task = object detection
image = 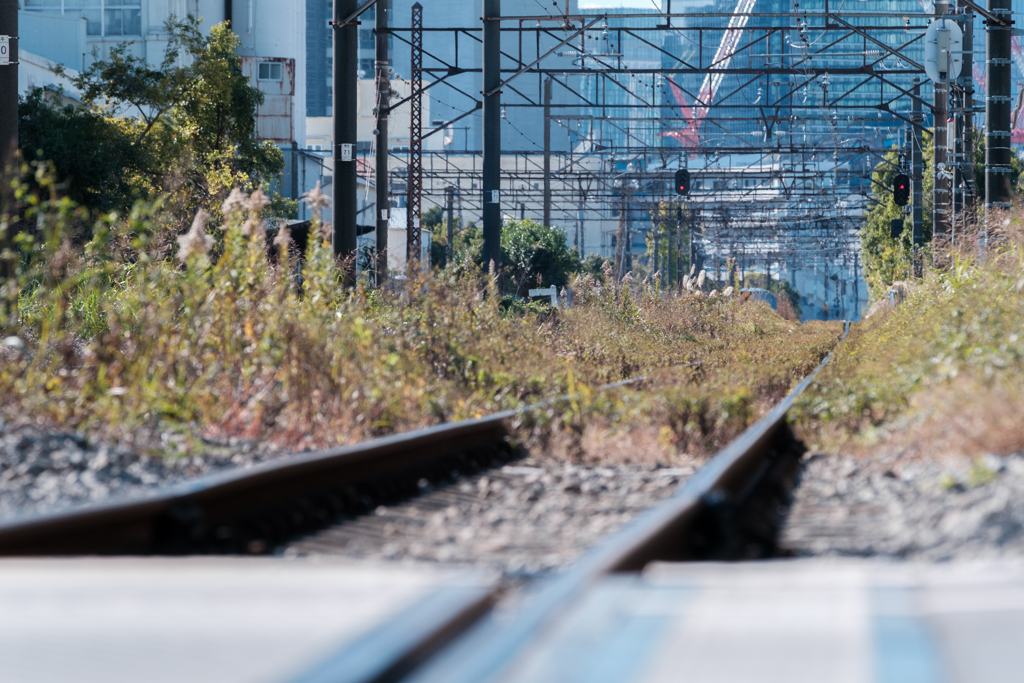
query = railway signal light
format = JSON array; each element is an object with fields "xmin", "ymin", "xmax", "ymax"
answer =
[
  {"xmin": 893, "ymin": 173, "xmax": 910, "ymax": 206},
  {"xmin": 890, "ymin": 219, "xmax": 904, "ymax": 239},
  {"xmin": 674, "ymin": 168, "xmax": 691, "ymax": 195}
]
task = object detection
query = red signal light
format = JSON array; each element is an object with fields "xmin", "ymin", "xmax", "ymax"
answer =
[
  {"xmin": 893, "ymin": 173, "xmax": 910, "ymax": 207},
  {"xmin": 674, "ymin": 169, "xmax": 691, "ymax": 196}
]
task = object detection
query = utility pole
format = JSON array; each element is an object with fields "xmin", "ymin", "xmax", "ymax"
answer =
[
  {"xmin": 666, "ymin": 208, "xmax": 676, "ymax": 288},
  {"xmin": 543, "ymin": 78, "xmax": 552, "ymax": 228},
  {"xmin": 652, "ymin": 221, "xmax": 659, "ymax": 275},
  {"xmin": 446, "ymin": 186, "xmax": 455, "ymax": 264},
  {"xmin": 687, "ymin": 207, "xmax": 696, "ymax": 277},
  {"xmin": 986, "ymin": 0, "xmax": 1013, "ymax": 212},
  {"xmin": 333, "ymin": 0, "xmax": 358, "ymax": 284},
  {"xmin": 374, "ymin": 0, "xmax": 390, "ymax": 284},
  {"xmin": 407, "ymin": 3, "xmax": 423, "ymax": 265},
  {"xmin": 0, "ymin": 2, "xmax": 17, "ymax": 177},
  {"xmin": 482, "ymin": 0, "xmax": 501, "ymax": 271},
  {"xmin": 951, "ymin": 39, "xmax": 961, "ymax": 238},
  {"xmin": 912, "ymin": 78, "xmax": 924, "ymax": 254},
  {"xmin": 679, "ymin": 206, "xmax": 688, "ymax": 292},
  {"xmin": 623, "ymin": 208, "xmax": 632, "ymax": 276},
  {"xmin": 576, "ymin": 204, "xmax": 584, "ymax": 258},
  {"xmin": 614, "ymin": 192, "xmax": 626, "ymax": 279},
  {"xmin": 953, "ymin": 2, "xmax": 975, "ymax": 237},
  {"xmin": 932, "ymin": 1, "xmax": 950, "ymax": 242}
]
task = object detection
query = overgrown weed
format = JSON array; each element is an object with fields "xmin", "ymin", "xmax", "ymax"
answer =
[
  {"xmin": 794, "ymin": 212, "xmax": 1024, "ymax": 461},
  {"xmin": 1, "ymin": 176, "xmax": 841, "ymax": 463}
]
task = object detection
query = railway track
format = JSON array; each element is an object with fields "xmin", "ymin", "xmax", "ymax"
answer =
[
  {"xmin": 0, "ymin": 377, "xmax": 655, "ymax": 557},
  {"xmin": 381, "ymin": 322, "xmax": 850, "ymax": 683},
  {"xmin": 0, "ymin": 330, "xmax": 846, "ymax": 683}
]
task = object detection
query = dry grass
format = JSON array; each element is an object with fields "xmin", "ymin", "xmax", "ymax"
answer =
[
  {"xmin": 793, "ymin": 211, "xmax": 1024, "ymax": 462},
  {"xmin": 1, "ymin": 180, "xmax": 842, "ymax": 463}
]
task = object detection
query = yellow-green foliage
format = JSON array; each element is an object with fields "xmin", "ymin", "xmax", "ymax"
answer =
[
  {"xmin": 795, "ymin": 216, "xmax": 1024, "ymax": 454},
  {"xmin": 860, "ymin": 139, "xmax": 932, "ymax": 300}
]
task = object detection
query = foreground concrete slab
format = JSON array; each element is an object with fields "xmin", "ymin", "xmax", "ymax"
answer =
[
  {"xmin": 499, "ymin": 559, "xmax": 1024, "ymax": 683},
  {"xmin": 0, "ymin": 557, "xmax": 494, "ymax": 683}
]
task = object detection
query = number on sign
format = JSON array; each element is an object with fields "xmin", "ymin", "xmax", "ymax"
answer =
[{"xmin": 0, "ymin": 36, "xmax": 9, "ymax": 67}]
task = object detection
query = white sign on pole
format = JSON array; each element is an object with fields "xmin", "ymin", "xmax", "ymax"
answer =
[
  {"xmin": 340, "ymin": 143, "xmax": 353, "ymax": 162},
  {"xmin": 490, "ymin": 189, "xmax": 499, "ymax": 204},
  {"xmin": 0, "ymin": 37, "xmax": 9, "ymax": 66},
  {"xmin": 924, "ymin": 17, "xmax": 963, "ymax": 83}
]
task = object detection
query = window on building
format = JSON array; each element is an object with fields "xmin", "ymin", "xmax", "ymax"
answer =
[
  {"xmin": 104, "ymin": 1, "xmax": 142, "ymax": 36},
  {"xmin": 24, "ymin": 0, "xmax": 141, "ymax": 38},
  {"xmin": 258, "ymin": 62, "xmax": 284, "ymax": 81}
]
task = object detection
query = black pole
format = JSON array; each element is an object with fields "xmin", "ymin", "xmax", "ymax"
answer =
[
  {"xmin": 932, "ymin": 3, "xmax": 950, "ymax": 242},
  {"xmin": 960, "ymin": 5, "xmax": 975, "ymax": 213},
  {"xmin": 986, "ymin": 0, "xmax": 1013, "ymax": 212},
  {"xmin": 933, "ymin": 77, "xmax": 949, "ymax": 240},
  {"xmin": 0, "ymin": 2, "xmax": 17, "ymax": 178},
  {"xmin": 375, "ymin": 0, "xmax": 389, "ymax": 284},
  {"xmin": 912, "ymin": 78, "xmax": 924, "ymax": 249},
  {"xmin": 446, "ymin": 186, "xmax": 455, "ymax": 264},
  {"xmin": 482, "ymin": 0, "xmax": 501, "ymax": 271},
  {"xmin": 543, "ymin": 78, "xmax": 552, "ymax": 228},
  {"xmin": 333, "ymin": 0, "xmax": 358, "ymax": 283}
]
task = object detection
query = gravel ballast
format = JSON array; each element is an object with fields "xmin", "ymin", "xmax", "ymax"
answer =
[
  {"xmin": 0, "ymin": 420, "xmax": 693, "ymax": 575},
  {"xmin": 780, "ymin": 451, "xmax": 1024, "ymax": 561},
  {"xmin": 283, "ymin": 458, "xmax": 692, "ymax": 575},
  {"xmin": 0, "ymin": 422, "xmax": 285, "ymax": 520}
]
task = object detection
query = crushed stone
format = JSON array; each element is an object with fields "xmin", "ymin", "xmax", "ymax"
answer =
[
  {"xmin": 282, "ymin": 457, "xmax": 692, "ymax": 575},
  {"xmin": 781, "ymin": 451, "xmax": 1024, "ymax": 561},
  {"xmin": 0, "ymin": 421, "xmax": 286, "ymax": 520}
]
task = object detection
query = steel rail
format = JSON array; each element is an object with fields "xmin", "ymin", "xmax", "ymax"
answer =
[
  {"xmin": 0, "ymin": 416, "xmax": 511, "ymax": 556},
  {"xmin": 405, "ymin": 321, "xmax": 851, "ymax": 683},
  {"xmin": 0, "ymin": 374, "xmax": 672, "ymax": 557}
]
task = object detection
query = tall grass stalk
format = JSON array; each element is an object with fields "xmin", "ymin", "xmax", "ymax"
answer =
[{"xmin": 2, "ymin": 177, "xmax": 841, "ymax": 460}]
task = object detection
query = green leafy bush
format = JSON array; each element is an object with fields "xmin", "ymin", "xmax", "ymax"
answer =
[{"xmin": 499, "ymin": 219, "xmax": 580, "ymax": 297}]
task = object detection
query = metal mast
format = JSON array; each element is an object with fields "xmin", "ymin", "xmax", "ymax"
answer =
[
  {"xmin": 482, "ymin": 0, "xmax": 502, "ymax": 270},
  {"xmin": 333, "ymin": 0, "xmax": 358, "ymax": 283},
  {"xmin": 986, "ymin": 0, "xmax": 1013, "ymax": 211},
  {"xmin": 407, "ymin": 3, "xmax": 424, "ymax": 265},
  {"xmin": 374, "ymin": 0, "xmax": 390, "ymax": 284},
  {"xmin": 0, "ymin": 2, "xmax": 18, "ymax": 176},
  {"xmin": 543, "ymin": 78, "xmax": 552, "ymax": 228}
]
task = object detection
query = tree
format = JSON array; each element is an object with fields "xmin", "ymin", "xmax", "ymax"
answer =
[
  {"xmin": 499, "ymin": 219, "xmax": 580, "ymax": 297},
  {"xmin": 18, "ymin": 90, "xmax": 146, "ymax": 213},
  {"xmin": 860, "ymin": 135, "xmax": 933, "ymax": 298},
  {"xmin": 861, "ymin": 127, "xmax": 1024, "ymax": 298},
  {"xmin": 643, "ymin": 201, "xmax": 689, "ymax": 285},
  {"xmin": 24, "ymin": 16, "xmax": 284, "ymax": 217}
]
